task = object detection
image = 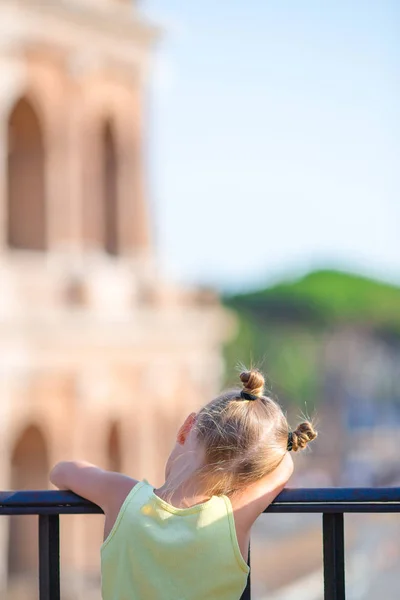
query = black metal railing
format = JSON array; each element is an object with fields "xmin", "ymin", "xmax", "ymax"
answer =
[{"xmin": 1, "ymin": 487, "xmax": 399, "ymax": 600}]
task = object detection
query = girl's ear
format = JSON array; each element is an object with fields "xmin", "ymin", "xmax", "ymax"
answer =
[{"xmin": 177, "ymin": 413, "xmax": 196, "ymax": 445}]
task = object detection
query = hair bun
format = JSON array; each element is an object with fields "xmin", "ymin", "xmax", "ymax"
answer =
[
  {"xmin": 240, "ymin": 369, "xmax": 265, "ymax": 397},
  {"xmin": 291, "ymin": 421, "xmax": 317, "ymax": 452}
]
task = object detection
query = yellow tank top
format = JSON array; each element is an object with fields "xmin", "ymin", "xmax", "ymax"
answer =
[{"xmin": 101, "ymin": 480, "xmax": 249, "ymax": 600}]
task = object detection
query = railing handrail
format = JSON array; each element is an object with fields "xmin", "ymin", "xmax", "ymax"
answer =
[
  {"xmin": 1, "ymin": 487, "xmax": 400, "ymax": 515},
  {"xmin": 2, "ymin": 487, "xmax": 400, "ymax": 600}
]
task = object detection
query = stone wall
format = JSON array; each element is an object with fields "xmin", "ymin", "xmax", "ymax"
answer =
[{"xmin": 0, "ymin": 3, "xmax": 232, "ymax": 598}]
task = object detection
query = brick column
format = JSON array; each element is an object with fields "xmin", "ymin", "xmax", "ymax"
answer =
[
  {"xmin": 45, "ymin": 118, "xmax": 70, "ymax": 253},
  {"xmin": 63, "ymin": 88, "xmax": 85, "ymax": 255},
  {"xmin": 0, "ymin": 54, "xmax": 27, "ymax": 254},
  {"xmin": 0, "ymin": 117, "xmax": 7, "ymax": 253},
  {"xmin": 118, "ymin": 87, "xmax": 152, "ymax": 259}
]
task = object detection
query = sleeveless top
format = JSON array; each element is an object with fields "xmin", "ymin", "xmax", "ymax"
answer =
[{"xmin": 101, "ymin": 480, "xmax": 249, "ymax": 600}]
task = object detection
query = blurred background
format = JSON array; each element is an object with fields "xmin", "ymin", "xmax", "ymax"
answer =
[{"xmin": 0, "ymin": 1, "xmax": 399, "ymax": 599}]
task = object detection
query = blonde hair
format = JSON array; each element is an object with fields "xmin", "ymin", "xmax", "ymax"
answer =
[{"xmin": 194, "ymin": 369, "xmax": 317, "ymax": 496}]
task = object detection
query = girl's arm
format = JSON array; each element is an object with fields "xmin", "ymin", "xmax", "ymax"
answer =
[
  {"xmin": 232, "ymin": 452, "xmax": 294, "ymax": 530},
  {"xmin": 230, "ymin": 453, "xmax": 294, "ymax": 562},
  {"xmin": 50, "ymin": 461, "xmax": 137, "ymax": 515}
]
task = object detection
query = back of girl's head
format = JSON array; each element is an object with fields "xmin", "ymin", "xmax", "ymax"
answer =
[{"xmin": 195, "ymin": 369, "xmax": 317, "ymax": 496}]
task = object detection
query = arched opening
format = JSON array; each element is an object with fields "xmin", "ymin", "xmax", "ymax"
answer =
[
  {"xmin": 8, "ymin": 425, "xmax": 49, "ymax": 578},
  {"xmin": 7, "ymin": 98, "xmax": 46, "ymax": 250},
  {"xmin": 107, "ymin": 423, "xmax": 122, "ymax": 473},
  {"xmin": 102, "ymin": 122, "xmax": 118, "ymax": 255}
]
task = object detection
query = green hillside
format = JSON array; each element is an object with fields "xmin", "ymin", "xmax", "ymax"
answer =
[
  {"xmin": 227, "ymin": 270, "xmax": 400, "ymax": 329},
  {"xmin": 223, "ymin": 270, "xmax": 400, "ymax": 406}
]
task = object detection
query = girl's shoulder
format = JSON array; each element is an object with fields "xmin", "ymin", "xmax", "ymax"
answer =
[{"xmin": 105, "ymin": 474, "xmax": 140, "ymax": 515}]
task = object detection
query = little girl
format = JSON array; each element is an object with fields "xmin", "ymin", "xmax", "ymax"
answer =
[{"xmin": 50, "ymin": 369, "xmax": 317, "ymax": 600}]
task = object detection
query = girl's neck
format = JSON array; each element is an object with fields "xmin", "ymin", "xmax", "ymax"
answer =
[{"xmin": 155, "ymin": 453, "xmax": 210, "ymax": 509}]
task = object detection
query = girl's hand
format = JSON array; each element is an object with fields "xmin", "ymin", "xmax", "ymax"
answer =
[{"xmin": 273, "ymin": 451, "xmax": 294, "ymax": 487}]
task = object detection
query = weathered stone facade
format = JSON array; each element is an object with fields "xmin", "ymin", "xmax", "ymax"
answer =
[{"xmin": 0, "ymin": 2, "xmax": 232, "ymax": 597}]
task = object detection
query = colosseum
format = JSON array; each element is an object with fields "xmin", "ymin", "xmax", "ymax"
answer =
[{"xmin": 0, "ymin": 1, "xmax": 231, "ymax": 598}]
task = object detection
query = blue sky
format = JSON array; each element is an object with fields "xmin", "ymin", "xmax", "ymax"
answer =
[{"xmin": 142, "ymin": 0, "xmax": 400, "ymax": 292}]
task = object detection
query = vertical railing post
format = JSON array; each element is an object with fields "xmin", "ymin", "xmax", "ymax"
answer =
[
  {"xmin": 323, "ymin": 513, "xmax": 345, "ymax": 600},
  {"xmin": 39, "ymin": 514, "xmax": 61, "ymax": 600}
]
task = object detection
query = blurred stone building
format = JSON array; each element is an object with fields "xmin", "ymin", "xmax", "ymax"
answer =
[{"xmin": 0, "ymin": 1, "xmax": 231, "ymax": 597}]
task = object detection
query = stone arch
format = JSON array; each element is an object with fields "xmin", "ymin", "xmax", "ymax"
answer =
[
  {"xmin": 107, "ymin": 422, "xmax": 122, "ymax": 473},
  {"xmin": 8, "ymin": 425, "xmax": 49, "ymax": 577},
  {"xmin": 7, "ymin": 97, "xmax": 47, "ymax": 250},
  {"xmin": 102, "ymin": 121, "xmax": 119, "ymax": 255}
]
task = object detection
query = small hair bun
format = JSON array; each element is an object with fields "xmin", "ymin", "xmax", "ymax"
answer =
[
  {"xmin": 240, "ymin": 369, "xmax": 265, "ymax": 397},
  {"xmin": 291, "ymin": 421, "xmax": 318, "ymax": 452}
]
